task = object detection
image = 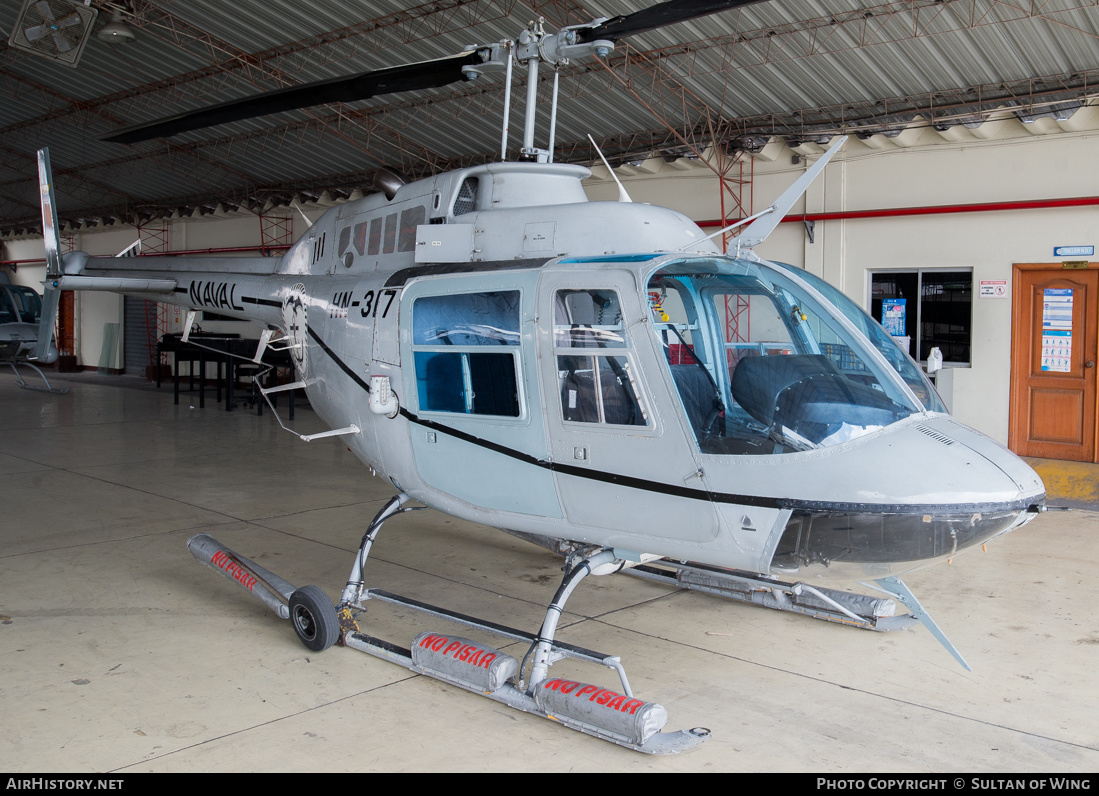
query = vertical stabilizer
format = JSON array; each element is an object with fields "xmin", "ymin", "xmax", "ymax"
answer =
[
  {"xmin": 735, "ymin": 136, "xmax": 847, "ymax": 250},
  {"xmin": 34, "ymin": 148, "xmax": 62, "ymax": 363}
]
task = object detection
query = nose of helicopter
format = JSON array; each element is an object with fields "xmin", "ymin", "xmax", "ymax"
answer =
[{"xmin": 768, "ymin": 415, "xmax": 1045, "ymax": 581}]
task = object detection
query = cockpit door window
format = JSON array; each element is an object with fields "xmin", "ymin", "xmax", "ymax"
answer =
[{"xmin": 553, "ymin": 289, "xmax": 647, "ymax": 427}]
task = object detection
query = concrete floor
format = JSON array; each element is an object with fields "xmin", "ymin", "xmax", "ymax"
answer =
[{"xmin": 2, "ymin": 371, "xmax": 1098, "ymax": 773}]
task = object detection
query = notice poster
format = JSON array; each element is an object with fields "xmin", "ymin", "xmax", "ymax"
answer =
[
  {"xmin": 1041, "ymin": 289, "xmax": 1073, "ymax": 372},
  {"xmin": 881, "ymin": 298, "xmax": 906, "ymax": 335}
]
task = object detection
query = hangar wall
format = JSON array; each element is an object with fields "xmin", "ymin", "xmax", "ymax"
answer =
[{"xmin": 3, "ymin": 120, "xmax": 1096, "ymax": 446}]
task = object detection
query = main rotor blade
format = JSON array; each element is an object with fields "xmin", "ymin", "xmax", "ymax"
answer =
[
  {"xmin": 103, "ymin": 51, "xmax": 484, "ymax": 144},
  {"xmin": 578, "ymin": 0, "xmax": 771, "ymax": 43}
]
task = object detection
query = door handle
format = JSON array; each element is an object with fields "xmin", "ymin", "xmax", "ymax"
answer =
[{"xmin": 1087, "ymin": 361, "xmax": 1096, "ymax": 368}]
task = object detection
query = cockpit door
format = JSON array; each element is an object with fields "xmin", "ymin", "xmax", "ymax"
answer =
[{"xmin": 538, "ymin": 270, "xmax": 720, "ymax": 545}]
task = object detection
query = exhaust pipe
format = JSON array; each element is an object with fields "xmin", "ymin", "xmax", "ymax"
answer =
[{"xmin": 187, "ymin": 534, "xmax": 297, "ymax": 620}]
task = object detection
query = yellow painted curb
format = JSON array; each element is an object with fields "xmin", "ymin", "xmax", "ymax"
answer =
[{"xmin": 1024, "ymin": 458, "xmax": 1099, "ymax": 505}]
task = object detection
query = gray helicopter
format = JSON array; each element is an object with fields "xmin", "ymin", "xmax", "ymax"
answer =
[
  {"xmin": 0, "ymin": 270, "xmax": 67, "ymax": 394},
  {"xmin": 31, "ymin": 0, "xmax": 1046, "ymax": 754}
]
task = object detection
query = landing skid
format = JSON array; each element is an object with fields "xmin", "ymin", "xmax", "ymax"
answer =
[
  {"xmin": 5, "ymin": 360, "xmax": 69, "ymax": 394},
  {"xmin": 187, "ymin": 496, "xmax": 710, "ymax": 755},
  {"xmin": 621, "ymin": 559, "xmax": 969, "ymax": 669}
]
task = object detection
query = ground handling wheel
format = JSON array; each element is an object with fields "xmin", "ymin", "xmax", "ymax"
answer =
[{"xmin": 289, "ymin": 585, "xmax": 339, "ymax": 651}]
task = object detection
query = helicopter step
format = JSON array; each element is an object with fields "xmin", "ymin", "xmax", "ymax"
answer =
[{"xmin": 624, "ymin": 560, "xmax": 919, "ymax": 632}]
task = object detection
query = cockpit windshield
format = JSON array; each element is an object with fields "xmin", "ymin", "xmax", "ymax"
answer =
[
  {"xmin": 7, "ymin": 286, "xmax": 42, "ymax": 324},
  {"xmin": 647, "ymin": 258, "xmax": 929, "ymax": 455}
]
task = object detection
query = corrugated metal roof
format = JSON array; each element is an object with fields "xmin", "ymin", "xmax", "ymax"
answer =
[{"xmin": 1, "ymin": 0, "xmax": 1097, "ymax": 235}]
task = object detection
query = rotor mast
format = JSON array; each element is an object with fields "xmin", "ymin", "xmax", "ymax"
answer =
[{"xmin": 464, "ymin": 18, "xmax": 615, "ymax": 164}]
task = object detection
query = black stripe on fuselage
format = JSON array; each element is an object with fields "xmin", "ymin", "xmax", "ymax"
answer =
[
  {"xmin": 384, "ymin": 258, "xmax": 547, "ymax": 288},
  {"xmin": 307, "ymin": 326, "xmax": 371, "ymax": 393},
  {"xmin": 243, "ymin": 296, "xmax": 282, "ymax": 307}
]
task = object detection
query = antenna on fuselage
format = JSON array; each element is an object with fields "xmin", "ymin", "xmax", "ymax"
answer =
[{"xmin": 588, "ymin": 135, "xmax": 633, "ymax": 203}]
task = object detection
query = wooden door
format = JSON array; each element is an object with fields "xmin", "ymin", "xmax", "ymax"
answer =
[{"xmin": 1010, "ymin": 264, "xmax": 1099, "ymax": 461}]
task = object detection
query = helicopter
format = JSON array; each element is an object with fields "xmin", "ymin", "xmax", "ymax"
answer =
[
  {"xmin": 29, "ymin": 0, "xmax": 1046, "ymax": 754},
  {"xmin": 0, "ymin": 270, "xmax": 67, "ymax": 394}
]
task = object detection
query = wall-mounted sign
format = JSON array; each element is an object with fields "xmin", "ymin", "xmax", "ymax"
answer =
[
  {"xmin": 979, "ymin": 280, "xmax": 1008, "ymax": 298},
  {"xmin": 881, "ymin": 298, "xmax": 906, "ymax": 335},
  {"xmin": 1054, "ymin": 245, "xmax": 1094, "ymax": 257},
  {"xmin": 1041, "ymin": 288, "xmax": 1073, "ymax": 372}
]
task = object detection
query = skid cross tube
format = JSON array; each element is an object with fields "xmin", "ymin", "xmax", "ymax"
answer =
[
  {"xmin": 340, "ymin": 492, "xmax": 412, "ymax": 606},
  {"xmin": 526, "ymin": 549, "xmax": 623, "ymax": 690}
]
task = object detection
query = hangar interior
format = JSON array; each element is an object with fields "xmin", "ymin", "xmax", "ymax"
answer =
[{"xmin": 2, "ymin": 0, "xmax": 1099, "ymax": 773}]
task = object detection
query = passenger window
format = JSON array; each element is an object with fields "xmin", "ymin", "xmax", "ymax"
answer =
[
  {"xmin": 554, "ymin": 289, "xmax": 646, "ymax": 427},
  {"xmin": 367, "ymin": 218, "xmax": 382, "ymax": 255},
  {"xmin": 412, "ymin": 291, "xmax": 521, "ymax": 417}
]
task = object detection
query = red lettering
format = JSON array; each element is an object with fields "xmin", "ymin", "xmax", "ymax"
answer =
[
  {"xmin": 431, "ymin": 636, "xmax": 448, "ymax": 652},
  {"xmin": 559, "ymin": 681, "xmax": 580, "ymax": 695},
  {"xmin": 478, "ymin": 652, "xmax": 496, "ymax": 669},
  {"xmin": 576, "ymin": 685, "xmax": 599, "ymax": 700},
  {"xmin": 443, "ymin": 641, "xmax": 462, "ymax": 657},
  {"xmin": 606, "ymin": 695, "xmax": 626, "ymax": 711},
  {"xmin": 622, "ymin": 699, "xmax": 644, "ymax": 715},
  {"xmin": 543, "ymin": 679, "xmax": 564, "ymax": 692},
  {"xmin": 595, "ymin": 690, "xmax": 614, "ymax": 705}
]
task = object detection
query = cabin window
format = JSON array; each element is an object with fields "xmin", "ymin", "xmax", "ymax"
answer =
[
  {"xmin": 0, "ymin": 288, "xmax": 16, "ymax": 325},
  {"xmin": 10, "ymin": 287, "xmax": 42, "ymax": 323},
  {"xmin": 383, "ymin": 214, "xmax": 397, "ymax": 254},
  {"xmin": 412, "ymin": 290, "xmax": 521, "ymax": 417},
  {"xmin": 554, "ymin": 289, "xmax": 646, "ymax": 427},
  {"xmin": 453, "ymin": 178, "xmax": 478, "ymax": 216},
  {"xmin": 399, "ymin": 206, "xmax": 425, "ymax": 252},
  {"xmin": 354, "ymin": 222, "xmax": 368, "ymax": 255},
  {"xmin": 368, "ymin": 217, "xmax": 382, "ymax": 255}
]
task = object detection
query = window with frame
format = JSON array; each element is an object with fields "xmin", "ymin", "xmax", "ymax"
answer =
[
  {"xmin": 554, "ymin": 289, "xmax": 647, "ymax": 427},
  {"xmin": 870, "ymin": 270, "xmax": 972, "ymax": 364},
  {"xmin": 412, "ymin": 291, "xmax": 521, "ymax": 417}
]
